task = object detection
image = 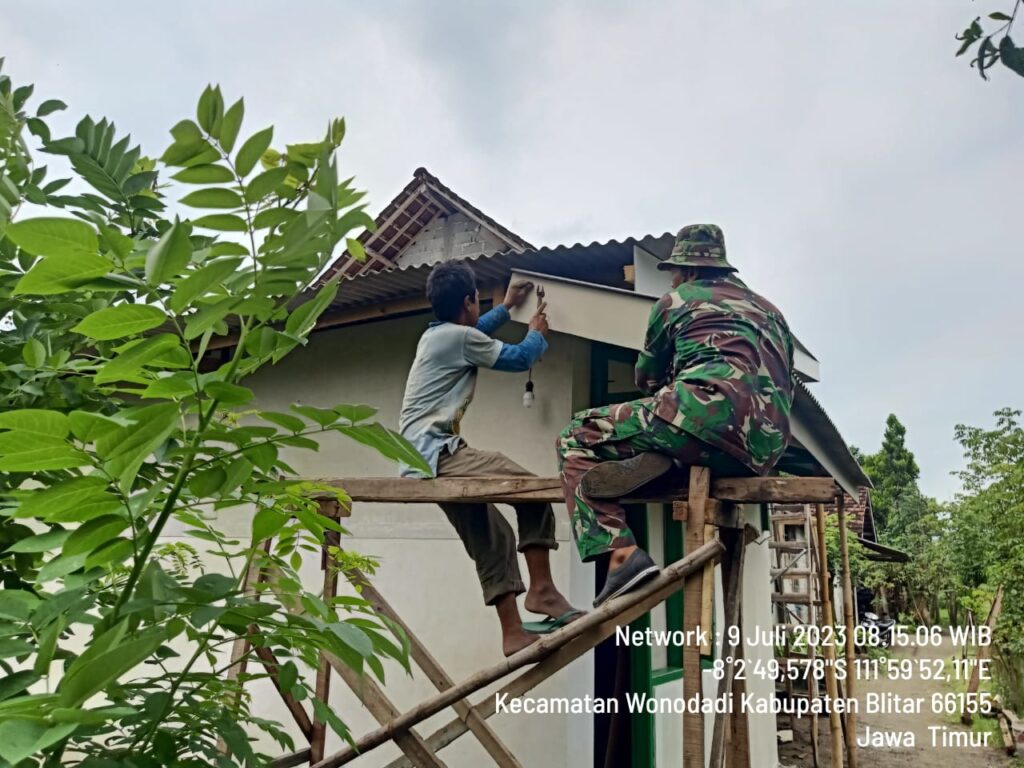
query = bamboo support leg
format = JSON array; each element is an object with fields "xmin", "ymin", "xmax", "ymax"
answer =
[
  {"xmin": 253, "ymin": 644, "xmax": 316, "ymax": 739},
  {"xmin": 343, "ymin": 557, "xmax": 522, "ymax": 768},
  {"xmin": 700, "ymin": 522, "xmax": 715, "ymax": 656},
  {"xmin": 836, "ymin": 496, "xmax": 858, "ymax": 768},
  {"xmin": 815, "ymin": 503, "xmax": 843, "ymax": 767},
  {"xmin": 325, "ymin": 653, "xmax": 448, "ymax": 768},
  {"xmin": 709, "ymin": 522, "xmax": 746, "ymax": 768},
  {"xmin": 219, "ymin": 542, "xmax": 271, "ymax": 756},
  {"xmin": 682, "ymin": 466, "xmax": 709, "ymax": 768},
  {"xmin": 271, "ymin": 749, "xmax": 313, "ymax": 768},
  {"xmin": 311, "ymin": 531, "xmax": 340, "ymax": 763},
  {"xmin": 728, "ymin": 604, "xmax": 750, "ymax": 768},
  {"xmin": 808, "ymin": 640, "xmax": 820, "ymax": 768}
]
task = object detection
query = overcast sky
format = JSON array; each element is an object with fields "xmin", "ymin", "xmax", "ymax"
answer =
[{"xmin": 5, "ymin": 1, "xmax": 1022, "ymax": 501}]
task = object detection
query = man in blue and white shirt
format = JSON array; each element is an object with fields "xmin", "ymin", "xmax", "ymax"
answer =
[{"xmin": 400, "ymin": 261, "xmax": 580, "ymax": 656}]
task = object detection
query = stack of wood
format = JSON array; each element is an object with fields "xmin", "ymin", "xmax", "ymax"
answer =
[{"xmin": 990, "ymin": 696, "xmax": 1021, "ymax": 756}]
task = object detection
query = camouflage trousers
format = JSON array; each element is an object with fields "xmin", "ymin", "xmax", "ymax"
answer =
[{"xmin": 557, "ymin": 398, "xmax": 746, "ymax": 562}]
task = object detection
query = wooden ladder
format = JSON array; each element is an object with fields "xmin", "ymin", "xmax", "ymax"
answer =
[{"xmin": 770, "ymin": 500, "xmax": 854, "ymax": 768}]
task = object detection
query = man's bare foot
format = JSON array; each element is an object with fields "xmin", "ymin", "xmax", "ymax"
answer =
[
  {"xmin": 503, "ymin": 629, "xmax": 540, "ymax": 657},
  {"xmin": 524, "ymin": 582, "xmax": 580, "ymax": 620}
]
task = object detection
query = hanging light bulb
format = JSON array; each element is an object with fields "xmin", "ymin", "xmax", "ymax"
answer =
[{"xmin": 523, "ymin": 377, "xmax": 535, "ymax": 409}]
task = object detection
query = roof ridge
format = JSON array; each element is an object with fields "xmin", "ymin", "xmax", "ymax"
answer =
[{"xmin": 318, "ymin": 167, "xmax": 532, "ymax": 284}]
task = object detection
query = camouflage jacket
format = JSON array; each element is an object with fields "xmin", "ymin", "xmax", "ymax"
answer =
[{"xmin": 634, "ymin": 275, "xmax": 795, "ymax": 474}]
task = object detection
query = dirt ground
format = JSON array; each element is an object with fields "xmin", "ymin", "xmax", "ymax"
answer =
[{"xmin": 778, "ymin": 630, "xmax": 1014, "ymax": 768}]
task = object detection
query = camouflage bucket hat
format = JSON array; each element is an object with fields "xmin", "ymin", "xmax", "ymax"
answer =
[{"xmin": 657, "ymin": 223, "xmax": 736, "ymax": 272}]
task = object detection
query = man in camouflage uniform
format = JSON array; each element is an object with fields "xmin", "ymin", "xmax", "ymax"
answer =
[{"xmin": 557, "ymin": 224, "xmax": 795, "ymax": 605}]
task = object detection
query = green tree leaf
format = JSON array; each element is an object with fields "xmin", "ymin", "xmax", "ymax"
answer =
[
  {"xmin": 95, "ymin": 402, "xmax": 178, "ymax": 489},
  {"xmin": 0, "ymin": 409, "xmax": 70, "ymax": 438},
  {"xmin": 260, "ymin": 411, "xmax": 305, "ymax": 432},
  {"xmin": 72, "ymin": 304, "xmax": 166, "ymax": 340},
  {"xmin": 329, "ymin": 621, "xmax": 374, "ymax": 658},
  {"xmin": 235, "ymin": 126, "xmax": 273, "ymax": 177},
  {"xmin": 34, "ymin": 615, "xmax": 65, "ymax": 675},
  {"xmin": 336, "ymin": 423, "xmax": 433, "ymax": 476},
  {"xmin": 192, "ymin": 213, "xmax": 247, "ymax": 232},
  {"xmin": 220, "ymin": 98, "xmax": 245, "ymax": 153},
  {"xmin": 6, "ymin": 217, "xmax": 98, "ymax": 258},
  {"xmin": 334, "ymin": 404, "xmax": 378, "ymax": 424},
  {"xmin": 180, "ymin": 188, "xmax": 244, "ymax": 209},
  {"xmin": 0, "ymin": 721, "xmax": 77, "ymax": 765},
  {"xmin": 58, "ymin": 625, "xmax": 170, "ymax": 707},
  {"xmin": 183, "ymin": 296, "xmax": 241, "ymax": 340},
  {"xmin": 245, "ymin": 167, "xmax": 289, "ymax": 202},
  {"xmin": 12, "ymin": 477, "xmax": 113, "ymax": 521},
  {"xmin": 13, "ymin": 252, "xmax": 112, "ymax": 295},
  {"xmin": 252, "ymin": 508, "xmax": 288, "ymax": 542},
  {"xmin": 145, "ymin": 220, "xmax": 192, "ymax": 285},
  {"xmin": 36, "ymin": 99, "xmax": 68, "ymax": 117},
  {"xmin": 196, "ymin": 85, "xmax": 224, "ymax": 135},
  {"xmin": 63, "ymin": 515, "xmax": 130, "ymax": 557},
  {"xmin": 68, "ymin": 411, "xmax": 130, "ymax": 442},
  {"xmin": 95, "ymin": 335, "xmax": 185, "ymax": 385},
  {"xmin": 284, "ymin": 278, "xmax": 338, "ymax": 340},
  {"xmin": 168, "ymin": 258, "xmax": 242, "ymax": 313},
  {"xmin": 171, "ymin": 164, "xmax": 234, "ymax": 184},
  {"xmin": 6, "ymin": 529, "xmax": 70, "ymax": 554}
]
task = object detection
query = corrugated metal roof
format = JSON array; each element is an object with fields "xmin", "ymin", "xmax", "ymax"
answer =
[
  {"xmin": 790, "ymin": 379, "xmax": 872, "ymax": 493},
  {"xmin": 322, "ymin": 233, "xmax": 675, "ymax": 314}
]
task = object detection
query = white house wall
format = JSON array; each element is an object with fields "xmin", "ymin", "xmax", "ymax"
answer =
[{"xmin": 161, "ymin": 313, "xmax": 596, "ymax": 767}]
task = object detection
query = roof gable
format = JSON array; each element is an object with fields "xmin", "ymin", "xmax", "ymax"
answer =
[{"xmin": 319, "ymin": 167, "xmax": 533, "ymax": 282}]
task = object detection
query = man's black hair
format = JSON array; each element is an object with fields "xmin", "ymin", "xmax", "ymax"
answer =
[{"xmin": 425, "ymin": 261, "xmax": 477, "ymax": 322}]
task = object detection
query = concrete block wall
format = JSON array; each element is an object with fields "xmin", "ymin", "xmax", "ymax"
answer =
[{"xmin": 399, "ymin": 212, "xmax": 510, "ymax": 267}]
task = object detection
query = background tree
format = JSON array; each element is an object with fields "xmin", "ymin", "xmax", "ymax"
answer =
[
  {"xmin": 950, "ymin": 408, "xmax": 1024, "ymax": 709},
  {"xmin": 956, "ymin": 0, "xmax": 1024, "ymax": 79},
  {"xmin": 860, "ymin": 414, "xmax": 920, "ymax": 537},
  {"xmin": 855, "ymin": 416, "xmax": 958, "ymax": 623}
]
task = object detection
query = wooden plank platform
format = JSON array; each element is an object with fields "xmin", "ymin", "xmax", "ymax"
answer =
[{"xmin": 316, "ymin": 476, "xmax": 839, "ymax": 505}]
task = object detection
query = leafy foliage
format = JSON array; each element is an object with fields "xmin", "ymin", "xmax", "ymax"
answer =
[
  {"xmin": 950, "ymin": 408, "xmax": 1024, "ymax": 708},
  {"xmin": 860, "ymin": 414, "xmax": 920, "ymax": 537},
  {"xmin": 956, "ymin": 1, "xmax": 1024, "ymax": 80},
  {"xmin": 0, "ymin": 64, "xmax": 429, "ymax": 765},
  {"xmin": 855, "ymin": 416, "xmax": 955, "ymax": 626}
]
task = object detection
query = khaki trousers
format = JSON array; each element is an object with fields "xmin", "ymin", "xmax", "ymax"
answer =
[{"xmin": 436, "ymin": 445, "xmax": 558, "ymax": 605}]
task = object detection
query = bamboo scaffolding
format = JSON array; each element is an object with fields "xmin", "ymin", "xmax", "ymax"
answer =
[
  {"xmin": 836, "ymin": 495, "xmax": 858, "ymax": 767},
  {"xmin": 815, "ymin": 503, "xmax": 844, "ymax": 767},
  {"xmin": 311, "ymin": 538, "xmax": 726, "ymax": 768},
  {"xmin": 225, "ymin": 473, "xmax": 845, "ymax": 768}
]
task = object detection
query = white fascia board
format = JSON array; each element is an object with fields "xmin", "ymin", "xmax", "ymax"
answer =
[
  {"xmin": 793, "ymin": 338, "xmax": 820, "ymax": 382},
  {"xmin": 507, "ymin": 268, "xmax": 856, "ymax": 489},
  {"xmin": 509, "ymin": 269, "xmax": 819, "ymax": 381}
]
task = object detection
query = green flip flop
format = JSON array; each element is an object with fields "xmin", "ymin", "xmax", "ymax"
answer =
[{"xmin": 522, "ymin": 609, "xmax": 585, "ymax": 635}]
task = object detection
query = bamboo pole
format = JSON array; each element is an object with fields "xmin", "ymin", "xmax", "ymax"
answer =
[
  {"xmin": 836, "ymin": 496, "xmax": 858, "ymax": 767},
  {"xmin": 310, "ymin": 538, "xmax": 725, "ymax": 768},
  {"xmin": 311, "ymin": 534, "xmax": 338, "ymax": 763},
  {"xmin": 709, "ymin": 523, "xmax": 746, "ymax": 768},
  {"xmin": 682, "ymin": 467, "xmax": 710, "ymax": 768},
  {"xmin": 815, "ymin": 503, "xmax": 844, "ymax": 767},
  {"xmin": 385, "ymin": 567, "xmax": 725, "ymax": 768},
  {"xmin": 808, "ymin": 505, "xmax": 821, "ymax": 768},
  {"xmin": 343, "ymin": 556, "xmax": 522, "ymax": 767},
  {"xmin": 962, "ymin": 586, "xmax": 1003, "ymax": 725}
]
